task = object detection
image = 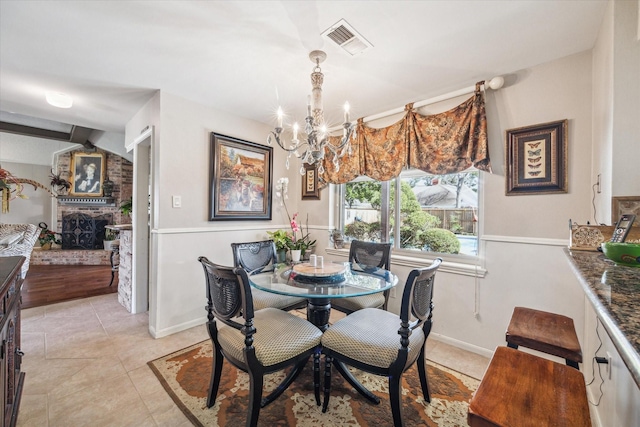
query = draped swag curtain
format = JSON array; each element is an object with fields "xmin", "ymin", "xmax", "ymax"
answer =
[{"xmin": 319, "ymin": 82, "xmax": 491, "ymax": 185}]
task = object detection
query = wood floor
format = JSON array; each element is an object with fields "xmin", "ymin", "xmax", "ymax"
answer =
[{"xmin": 22, "ymin": 264, "xmax": 118, "ymax": 309}]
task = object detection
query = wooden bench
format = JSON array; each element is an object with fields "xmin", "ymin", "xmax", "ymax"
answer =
[
  {"xmin": 468, "ymin": 346, "xmax": 591, "ymax": 427},
  {"xmin": 506, "ymin": 306, "xmax": 582, "ymax": 368}
]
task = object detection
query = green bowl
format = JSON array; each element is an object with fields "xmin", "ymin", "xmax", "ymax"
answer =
[{"xmin": 601, "ymin": 242, "xmax": 640, "ymax": 267}]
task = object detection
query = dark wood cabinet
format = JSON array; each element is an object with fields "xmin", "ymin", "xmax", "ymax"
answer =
[{"xmin": 0, "ymin": 257, "xmax": 25, "ymax": 427}]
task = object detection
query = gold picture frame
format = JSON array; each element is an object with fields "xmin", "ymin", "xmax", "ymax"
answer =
[
  {"xmin": 69, "ymin": 152, "xmax": 105, "ymax": 196},
  {"xmin": 612, "ymin": 196, "xmax": 640, "ymax": 226},
  {"xmin": 301, "ymin": 164, "xmax": 320, "ymax": 200},
  {"xmin": 505, "ymin": 119, "xmax": 568, "ymax": 196}
]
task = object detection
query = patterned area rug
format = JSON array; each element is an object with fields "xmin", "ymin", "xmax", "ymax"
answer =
[{"xmin": 148, "ymin": 341, "xmax": 479, "ymax": 427}]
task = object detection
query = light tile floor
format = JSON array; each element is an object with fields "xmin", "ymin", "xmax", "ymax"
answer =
[{"xmin": 18, "ymin": 294, "xmax": 489, "ymax": 426}]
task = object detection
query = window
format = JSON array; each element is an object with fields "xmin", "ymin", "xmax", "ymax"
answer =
[{"xmin": 342, "ymin": 169, "xmax": 479, "ymax": 257}]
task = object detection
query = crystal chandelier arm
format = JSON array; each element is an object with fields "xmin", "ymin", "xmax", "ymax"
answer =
[
  {"xmin": 324, "ymin": 122, "xmax": 356, "ymax": 153},
  {"xmin": 267, "ymin": 128, "xmax": 309, "ymax": 153}
]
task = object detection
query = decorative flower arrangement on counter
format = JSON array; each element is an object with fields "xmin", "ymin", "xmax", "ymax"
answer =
[{"xmin": 286, "ymin": 212, "xmax": 316, "ymax": 253}]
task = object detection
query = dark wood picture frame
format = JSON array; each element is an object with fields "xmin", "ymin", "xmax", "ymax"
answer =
[
  {"xmin": 209, "ymin": 133, "xmax": 272, "ymax": 221},
  {"xmin": 301, "ymin": 164, "xmax": 320, "ymax": 200},
  {"xmin": 69, "ymin": 152, "xmax": 105, "ymax": 196},
  {"xmin": 612, "ymin": 196, "xmax": 640, "ymax": 226},
  {"xmin": 505, "ymin": 119, "xmax": 568, "ymax": 196}
]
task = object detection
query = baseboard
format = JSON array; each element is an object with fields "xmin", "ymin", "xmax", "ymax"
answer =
[
  {"xmin": 430, "ymin": 332, "xmax": 494, "ymax": 359},
  {"xmin": 149, "ymin": 317, "xmax": 205, "ymax": 339}
]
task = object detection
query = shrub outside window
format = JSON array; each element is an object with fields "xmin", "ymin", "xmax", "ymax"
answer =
[{"xmin": 342, "ymin": 169, "xmax": 479, "ymax": 256}]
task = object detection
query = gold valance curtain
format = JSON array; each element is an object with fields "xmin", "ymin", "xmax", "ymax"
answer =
[{"xmin": 319, "ymin": 82, "xmax": 491, "ymax": 185}]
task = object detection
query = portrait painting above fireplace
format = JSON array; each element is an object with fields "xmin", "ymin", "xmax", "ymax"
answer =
[{"xmin": 70, "ymin": 152, "xmax": 105, "ymax": 197}]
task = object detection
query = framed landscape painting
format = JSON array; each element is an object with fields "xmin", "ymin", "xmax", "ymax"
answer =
[
  {"xmin": 209, "ymin": 133, "xmax": 272, "ymax": 220},
  {"xmin": 70, "ymin": 152, "xmax": 105, "ymax": 196}
]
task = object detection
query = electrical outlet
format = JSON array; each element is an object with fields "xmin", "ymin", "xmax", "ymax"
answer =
[
  {"xmin": 596, "ymin": 174, "xmax": 601, "ymax": 193},
  {"xmin": 607, "ymin": 351, "xmax": 612, "ymax": 379},
  {"xmin": 390, "ymin": 287, "xmax": 397, "ymax": 299}
]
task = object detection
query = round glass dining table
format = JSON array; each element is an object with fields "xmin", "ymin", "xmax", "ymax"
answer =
[
  {"xmin": 249, "ymin": 261, "xmax": 398, "ymax": 331},
  {"xmin": 249, "ymin": 261, "xmax": 398, "ymax": 405}
]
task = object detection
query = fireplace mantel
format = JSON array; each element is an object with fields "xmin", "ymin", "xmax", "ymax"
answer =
[{"xmin": 57, "ymin": 196, "xmax": 116, "ymax": 207}]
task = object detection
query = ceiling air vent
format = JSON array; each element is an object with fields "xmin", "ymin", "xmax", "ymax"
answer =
[{"xmin": 322, "ymin": 19, "xmax": 373, "ymax": 56}]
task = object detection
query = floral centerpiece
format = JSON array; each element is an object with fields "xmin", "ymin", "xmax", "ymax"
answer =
[
  {"xmin": 286, "ymin": 212, "xmax": 316, "ymax": 255},
  {"xmin": 38, "ymin": 222, "xmax": 61, "ymax": 250}
]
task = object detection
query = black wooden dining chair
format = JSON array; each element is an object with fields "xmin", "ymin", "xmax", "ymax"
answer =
[
  {"xmin": 231, "ymin": 240, "xmax": 306, "ymax": 311},
  {"xmin": 320, "ymin": 258, "xmax": 443, "ymax": 427},
  {"xmin": 331, "ymin": 240, "xmax": 392, "ymax": 314},
  {"xmin": 198, "ymin": 256, "xmax": 323, "ymax": 426}
]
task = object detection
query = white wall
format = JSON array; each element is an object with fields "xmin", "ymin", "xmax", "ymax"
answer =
[
  {"xmin": 0, "ymin": 161, "xmax": 53, "ymax": 226},
  {"xmin": 592, "ymin": 0, "xmax": 614, "ymax": 225},
  {"xmin": 0, "ymin": 133, "xmax": 77, "ymax": 166},
  {"xmin": 128, "ymin": 91, "xmax": 303, "ymax": 337},
  {"xmin": 389, "ymin": 52, "xmax": 593, "ymax": 355},
  {"xmin": 611, "ymin": 0, "xmax": 640, "ymax": 198},
  {"xmin": 0, "ymin": 130, "xmax": 130, "ymax": 165}
]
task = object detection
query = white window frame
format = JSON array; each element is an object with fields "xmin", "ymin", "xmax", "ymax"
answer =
[{"xmin": 333, "ymin": 169, "xmax": 486, "ymax": 278}]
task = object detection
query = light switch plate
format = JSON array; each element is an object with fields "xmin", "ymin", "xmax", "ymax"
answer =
[{"xmin": 172, "ymin": 195, "xmax": 181, "ymax": 208}]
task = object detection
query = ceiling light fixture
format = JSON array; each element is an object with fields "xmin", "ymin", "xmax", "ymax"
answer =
[
  {"xmin": 45, "ymin": 91, "xmax": 73, "ymax": 109},
  {"xmin": 268, "ymin": 50, "xmax": 355, "ymax": 175}
]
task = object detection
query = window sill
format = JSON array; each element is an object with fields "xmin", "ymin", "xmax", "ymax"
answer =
[{"xmin": 325, "ymin": 247, "xmax": 486, "ymax": 278}]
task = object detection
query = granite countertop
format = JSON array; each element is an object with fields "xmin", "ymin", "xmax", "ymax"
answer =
[{"xmin": 564, "ymin": 248, "xmax": 640, "ymax": 387}]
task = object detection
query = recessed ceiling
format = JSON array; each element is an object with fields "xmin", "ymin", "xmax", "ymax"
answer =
[{"xmin": 0, "ymin": 1, "xmax": 607, "ymax": 134}]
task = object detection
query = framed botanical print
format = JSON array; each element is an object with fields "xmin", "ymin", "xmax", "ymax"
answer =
[
  {"xmin": 70, "ymin": 152, "xmax": 105, "ymax": 196},
  {"xmin": 505, "ymin": 119, "xmax": 568, "ymax": 195},
  {"xmin": 209, "ymin": 133, "xmax": 273, "ymax": 220},
  {"xmin": 302, "ymin": 164, "xmax": 320, "ymax": 200}
]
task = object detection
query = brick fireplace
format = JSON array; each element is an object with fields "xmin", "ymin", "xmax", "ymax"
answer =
[{"xmin": 31, "ymin": 148, "xmax": 132, "ymax": 266}]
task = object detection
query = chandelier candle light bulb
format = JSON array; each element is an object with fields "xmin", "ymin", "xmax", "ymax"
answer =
[{"xmin": 277, "ymin": 107, "xmax": 283, "ymax": 128}]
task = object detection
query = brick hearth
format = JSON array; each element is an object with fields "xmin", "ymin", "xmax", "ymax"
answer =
[{"xmin": 31, "ymin": 247, "xmax": 111, "ymax": 265}]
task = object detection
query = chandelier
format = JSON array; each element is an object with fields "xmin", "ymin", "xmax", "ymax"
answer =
[{"xmin": 268, "ymin": 50, "xmax": 356, "ymax": 175}]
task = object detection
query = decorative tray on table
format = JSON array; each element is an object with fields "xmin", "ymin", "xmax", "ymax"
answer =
[{"xmin": 290, "ymin": 263, "xmax": 347, "ymax": 284}]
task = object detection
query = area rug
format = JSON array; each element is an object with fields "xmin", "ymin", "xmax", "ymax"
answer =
[{"xmin": 148, "ymin": 341, "xmax": 479, "ymax": 427}]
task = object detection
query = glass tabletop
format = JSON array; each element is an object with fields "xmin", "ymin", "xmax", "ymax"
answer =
[{"xmin": 249, "ymin": 262, "xmax": 398, "ymax": 299}]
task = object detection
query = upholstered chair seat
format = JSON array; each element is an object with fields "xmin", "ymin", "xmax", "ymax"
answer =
[
  {"xmin": 198, "ymin": 256, "xmax": 322, "ymax": 427},
  {"xmin": 218, "ymin": 307, "xmax": 321, "ymax": 366},
  {"xmin": 321, "ymin": 308, "xmax": 425, "ymax": 369},
  {"xmin": 321, "ymin": 258, "xmax": 443, "ymax": 427}
]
